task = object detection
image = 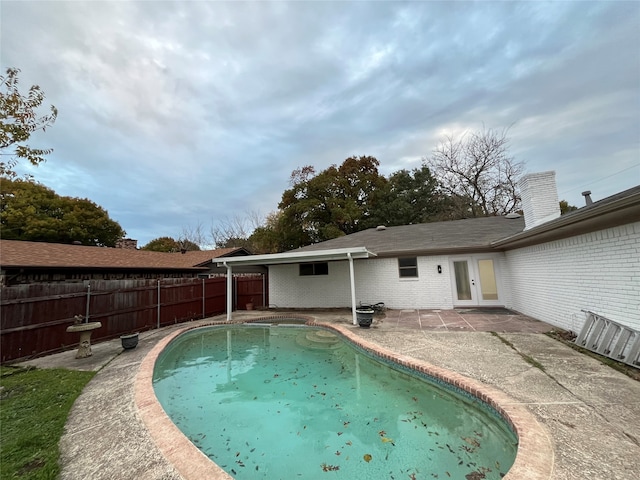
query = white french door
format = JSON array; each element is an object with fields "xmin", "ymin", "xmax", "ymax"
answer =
[{"xmin": 450, "ymin": 256, "xmax": 501, "ymax": 307}]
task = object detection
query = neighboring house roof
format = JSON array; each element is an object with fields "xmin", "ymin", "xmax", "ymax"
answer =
[
  {"xmin": 295, "ymin": 216, "xmax": 526, "ymax": 257},
  {"xmin": 0, "ymin": 240, "xmax": 247, "ymax": 271}
]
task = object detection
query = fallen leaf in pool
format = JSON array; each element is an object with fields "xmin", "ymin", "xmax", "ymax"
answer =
[{"xmin": 363, "ymin": 454, "xmax": 372, "ymax": 463}]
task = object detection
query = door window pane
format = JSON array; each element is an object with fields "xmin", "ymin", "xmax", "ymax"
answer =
[
  {"xmin": 453, "ymin": 261, "xmax": 472, "ymax": 300},
  {"xmin": 477, "ymin": 259, "xmax": 498, "ymax": 300}
]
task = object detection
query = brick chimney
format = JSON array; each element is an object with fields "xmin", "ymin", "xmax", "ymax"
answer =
[
  {"xmin": 519, "ymin": 171, "xmax": 561, "ymax": 230},
  {"xmin": 116, "ymin": 238, "xmax": 138, "ymax": 249}
]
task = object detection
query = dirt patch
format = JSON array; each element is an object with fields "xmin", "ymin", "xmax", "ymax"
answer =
[{"xmin": 546, "ymin": 329, "xmax": 640, "ymax": 382}]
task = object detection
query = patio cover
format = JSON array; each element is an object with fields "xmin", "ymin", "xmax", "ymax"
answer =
[{"xmin": 216, "ymin": 247, "xmax": 376, "ymax": 324}]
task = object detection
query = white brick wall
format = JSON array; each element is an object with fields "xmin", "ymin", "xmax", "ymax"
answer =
[
  {"xmin": 505, "ymin": 222, "xmax": 640, "ymax": 332},
  {"xmin": 353, "ymin": 256, "xmax": 453, "ymax": 309},
  {"xmin": 268, "ymin": 223, "xmax": 639, "ymax": 333},
  {"xmin": 269, "ymin": 255, "xmax": 507, "ymax": 310},
  {"xmin": 520, "ymin": 171, "xmax": 561, "ymax": 230},
  {"xmin": 268, "ymin": 262, "xmax": 351, "ymax": 308}
]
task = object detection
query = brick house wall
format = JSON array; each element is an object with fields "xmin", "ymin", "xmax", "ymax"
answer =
[
  {"xmin": 268, "ymin": 253, "xmax": 512, "ymax": 310},
  {"xmin": 505, "ymin": 222, "xmax": 640, "ymax": 332},
  {"xmin": 268, "ymin": 262, "xmax": 352, "ymax": 308}
]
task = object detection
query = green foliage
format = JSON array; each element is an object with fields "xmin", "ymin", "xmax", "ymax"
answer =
[
  {"xmin": 1, "ymin": 68, "xmax": 58, "ymax": 178},
  {"xmin": 278, "ymin": 156, "xmax": 388, "ymax": 248},
  {"xmin": 0, "ymin": 367, "xmax": 95, "ymax": 479},
  {"xmin": 366, "ymin": 165, "xmax": 448, "ymax": 227},
  {"xmin": 559, "ymin": 200, "xmax": 578, "ymax": 215},
  {"xmin": 141, "ymin": 236, "xmax": 180, "ymax": 252},
  {"xmin": 0, "ymin": 178, "xmax": 125, "ymax": 246},
  {"xmin": 141, "ymin": 236, "xmax": 201, "ymax": 252}
]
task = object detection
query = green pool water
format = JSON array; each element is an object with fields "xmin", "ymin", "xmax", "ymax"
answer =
[{"xmin": 153, "ymin": 325, "xmax": 517, "ymax": 479}]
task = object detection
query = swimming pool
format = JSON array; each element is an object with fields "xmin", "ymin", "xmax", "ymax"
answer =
[{"xmin": 153, "ymin": 324, "xmax": 517, "ymax": 479}]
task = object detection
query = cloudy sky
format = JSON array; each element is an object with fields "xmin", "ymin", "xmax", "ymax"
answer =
[{"xmin": 2, "ymin": 1, "xmax": 639, "ymax": 247}]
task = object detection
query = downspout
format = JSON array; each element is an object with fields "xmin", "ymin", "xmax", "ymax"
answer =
[
  {"xmin": 223, "ymin": 261, "xmax": 233, "ymax": 322},
  {"xmin": 347, "ymin": 252, "xmax": 357, "ymax": 325}
]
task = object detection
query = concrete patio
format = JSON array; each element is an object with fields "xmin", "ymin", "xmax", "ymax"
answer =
[{"xmin": 17, "ymin": 308, "xmax": 640, "ymax": 479}]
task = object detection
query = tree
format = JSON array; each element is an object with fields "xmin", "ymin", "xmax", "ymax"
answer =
[
  {"xmin": 366, "ymin": 165, "xmax": 448, "ymax": 227},
  {"xmin": 0, "ymin": 68, "xmax": 58, "ymax": 178},
  {"xmin": 249, "ymin": 210, "xmax": 292, "ymax": 254},
  {"xmin": 209, "ymin": 212, "xmax": 262, "ymax": 250},
  {"xmin": 142, "ymin": 237, "xmax": 180, "ymax": 252},
  {"xmin": 424, "ymin": 127, "xmax": 524, "ymax": 219},
  {"xmin": 278, "ymin": 156, "xmax": 388, "ymax": 247},
  {"xmin": 559, "ymin": 200, "xmax": 578, "ymax": 215},
  {"xmin": 0, "ymin": 178, "xmax": 125, "ymax": 246},
  {"xmin": 141, "ymin": 236, "xmax": 201, "ymax": 252}
]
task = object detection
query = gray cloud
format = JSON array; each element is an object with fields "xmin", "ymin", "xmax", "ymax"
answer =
[{"xmin": 2, "ymin": 1, "xmax": 638, "ymax": 245}]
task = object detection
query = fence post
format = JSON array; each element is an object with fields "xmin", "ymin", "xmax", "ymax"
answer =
[
  {"xmin": 85, "ymin": 282, "xmax": 91, "ymax": 323},
  {"xmin": 202, "ymin": 278, "xmax": 205, "ymax": 318},
  {"xmin": 157, "ymin": 279, "xmax": 161, "ymax": 329}
]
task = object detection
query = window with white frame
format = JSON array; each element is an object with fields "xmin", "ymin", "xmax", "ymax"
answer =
[{"xmin": 398, "ymin": 257, "xmax": 418, "ymax": 278}]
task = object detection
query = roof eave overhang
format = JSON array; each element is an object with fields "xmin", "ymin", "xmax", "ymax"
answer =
[
  {"xmin": 371, "ymin": 246, "xmax": 498, "ymax": 258},
  {"xmin": 215, "ymin": 247, "xmax": 376, "ymax": 266},
  {"xmin": 492, "ymin": 192, "xmax": 640, "ymax": 249},
  {"xmin": 0, "ymin": 265, "xmax": 208, "ymax": 272}
]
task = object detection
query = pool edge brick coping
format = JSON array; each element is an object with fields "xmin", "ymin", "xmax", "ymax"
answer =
[{"xmin": 135, "ymin": 315, "xmax": 554, "ymax": 480}]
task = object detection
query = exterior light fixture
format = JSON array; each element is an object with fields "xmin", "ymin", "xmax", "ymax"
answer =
[{"xmin": 437, "ymin": 265, "xmax": 442, "ymax": 274}]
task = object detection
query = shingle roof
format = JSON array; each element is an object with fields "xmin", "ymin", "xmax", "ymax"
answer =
[
  {"xmin": 295, "ymin": 216, "xmax": 526, "ymax": 256},
  {"xmin": 0, "ymin": 240, "xmax": 245, "ymax": 270}
]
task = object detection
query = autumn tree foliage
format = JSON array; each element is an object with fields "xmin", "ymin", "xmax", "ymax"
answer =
[
  {"xmin": 0, "ymin": 68, "xmax": 58, "ymax": 178},
  {"xmin": 0, "ymin": 178, "xmax": 125, "ymax": 246},
  {"xmin": 277, "ymin": 156, "xmax": 388, "ymax": 247}
]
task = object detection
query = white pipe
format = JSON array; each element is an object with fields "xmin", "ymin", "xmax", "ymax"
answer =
[
  {"xmin": 224, "ymin": 262, "xmax": 233, "ymax": 321},
  {"xmin": 347, "ymin": 252, "xmax": 357, "ymax": 325}
]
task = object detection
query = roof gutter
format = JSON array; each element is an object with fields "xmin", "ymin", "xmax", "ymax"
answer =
[
  {"xmin": 492, "ymin": 188, "xmax": 640, "ymax": 249},
  {"xmin": 215, "ymin": 246, "xmax": 376, "ymax": 267}
]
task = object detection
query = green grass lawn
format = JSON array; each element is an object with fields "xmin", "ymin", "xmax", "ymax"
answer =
[{"xmin": 0, "ymin": 366, "xmax": 95, "ymax": 479}]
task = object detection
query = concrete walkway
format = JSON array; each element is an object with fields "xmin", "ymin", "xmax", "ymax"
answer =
[{"xmin": 18, "ymin": 309, "xmax": 640, "ymax": 479}]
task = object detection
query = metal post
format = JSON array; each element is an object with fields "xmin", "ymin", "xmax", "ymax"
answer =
[
  {"xmin": 157, "ymin": 280, "xmax": 161, "ymax": 329},
  {"xmin": 347, "ymin": 252, "xmax": 357, "ymax": 325},
  {"xmin": 85, "ymin": 283, "xmax": 91, "ymax": 323},
  {"xmin": 262, "ymin": 273, "xmax": 266, "ymax": 308},
  {"xmin": 202, "ymin": 278, "xmax": 206, "ymax": 318},
  {"xmin": 224, "ymin": 262, "xmax": 233, "ymax": 322}
]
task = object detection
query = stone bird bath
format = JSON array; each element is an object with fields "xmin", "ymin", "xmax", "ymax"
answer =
[{"xmin": 66, "ymin": 321, "xmax": 102, "ymax": 358}]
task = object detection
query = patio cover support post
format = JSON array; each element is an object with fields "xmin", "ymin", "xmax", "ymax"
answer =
[
  {"xmin": 347, "ymin": 252, "xmax": 357, "ymax": 325},
  {"xmin": 224, "ymin": 262, "xmax": 233, "ymax": 322}
]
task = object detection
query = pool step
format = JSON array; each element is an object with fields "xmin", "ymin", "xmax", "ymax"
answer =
[
  {"xmin": 296, "ymin": 330, "xmax": 342, "ymax": 350},
  {"xmin": 575, "ymin": 310, "xmax": 640, "ymax": 368}
]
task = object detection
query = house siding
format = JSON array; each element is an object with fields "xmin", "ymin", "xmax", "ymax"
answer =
[
  {"xmin": 505, "ymin": 222, "xmax": 640, "ymax": 332},
  {"xmin": 268, "ymin": 262, "xmax": 352, "ymax": 308},
  {"xmin": 269, "ymin": 253, "xmax": 510, "ymax": 310},
  {"xmin": 353, "ymin": 256, "xmax": 453, "ymax": 309}
]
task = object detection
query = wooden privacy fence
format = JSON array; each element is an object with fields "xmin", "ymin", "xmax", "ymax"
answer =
[{"xmin": 0, "ymin": 275, "xmax": 266, "ymax": 363}]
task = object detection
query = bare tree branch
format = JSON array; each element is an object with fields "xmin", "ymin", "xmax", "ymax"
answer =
[{"xmin": 424, "ymin": 127, "xmax": 524, "ymax": 218}]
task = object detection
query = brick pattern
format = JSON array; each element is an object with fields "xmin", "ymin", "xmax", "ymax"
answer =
[
  {"xmin": 269, "ymin": 255, "xmax": 517, "ymax": 310},
  {"xmin": 505, "ymin": 222, "xmax": 640, "ymax": 332},
  {"xmin": 520, "ymin": 171, "xmax": 561, "ymax": 230}
]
